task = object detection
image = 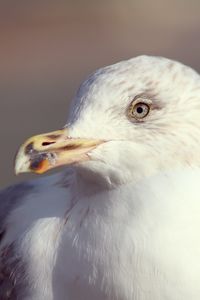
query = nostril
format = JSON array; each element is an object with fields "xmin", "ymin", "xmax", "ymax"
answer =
[{"xmin": 42, "ymin": 142, "xmax": 56, "ymax": 146}]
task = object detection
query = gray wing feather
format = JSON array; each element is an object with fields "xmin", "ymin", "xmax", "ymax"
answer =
[
  {"xmin": 0, "ymin": 182, "xmax": 34, "ymax": 299},
  {"xmin": 0, "ymin": 182, "xmax": 33, "ymax": 244}
]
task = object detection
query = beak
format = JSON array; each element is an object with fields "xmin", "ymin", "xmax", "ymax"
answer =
[{"xmin": 15, "ymin": 128, "xmax": 104, "ymax": 175}]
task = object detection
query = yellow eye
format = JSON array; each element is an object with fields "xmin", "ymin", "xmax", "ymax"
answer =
[{"xmin": 128, "ymin": 100, "xmax": 151, "ymax": 120}]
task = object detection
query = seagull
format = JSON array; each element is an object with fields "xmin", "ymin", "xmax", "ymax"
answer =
[{"xmin": 1, "ymin": 55, "xmax": 200, "ymax": 300}]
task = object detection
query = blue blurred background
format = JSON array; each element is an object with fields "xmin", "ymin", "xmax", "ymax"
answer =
[{"xmin": 1, "ymin": 0, "xmax": 200, "ymax": 187}]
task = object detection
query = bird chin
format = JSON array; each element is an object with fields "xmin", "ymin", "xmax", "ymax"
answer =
[{"xmin": 74, "ymin": 159, "xmax": 126, "ymax": 190}]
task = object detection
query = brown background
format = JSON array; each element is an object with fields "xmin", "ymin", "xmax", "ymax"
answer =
[{"xmin": 1, "ymin": 0, "xmax": 200, "ymax": 188}]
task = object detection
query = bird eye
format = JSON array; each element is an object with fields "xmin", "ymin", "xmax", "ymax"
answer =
[{"xmin": 127, "ymin": 98, "xmax": 151, "ymax": 121}]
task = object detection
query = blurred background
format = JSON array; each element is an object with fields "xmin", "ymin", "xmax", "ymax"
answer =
[{"xmin": 1, "ymin": 0, "xmax": 200, "ymax": 187}]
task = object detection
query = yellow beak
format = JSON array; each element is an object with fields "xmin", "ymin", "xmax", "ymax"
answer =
[{"xmin": 14, "ymin": 128, "xmax": 104, "ymax": 175}]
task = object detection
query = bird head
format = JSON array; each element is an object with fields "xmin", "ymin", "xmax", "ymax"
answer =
[{"xmin": 15, "ymin": 56, "xmax": 200, "ymax": 187}]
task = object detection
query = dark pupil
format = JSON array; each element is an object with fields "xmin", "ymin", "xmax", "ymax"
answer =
[{"xmin": 136, "ymin": 106, "xmax": 143, "ymax": 114}]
